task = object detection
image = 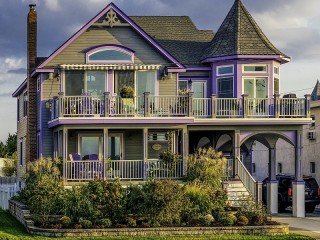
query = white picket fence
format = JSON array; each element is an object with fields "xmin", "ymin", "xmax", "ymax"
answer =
[{"xmin": 0, "ymin": 183, "xmax": 19, "ymax": 209}]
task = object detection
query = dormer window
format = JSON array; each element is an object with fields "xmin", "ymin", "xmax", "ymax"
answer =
[{"xmin": 85, "ymin": 45, "xmax": 134, "ymax": 64}]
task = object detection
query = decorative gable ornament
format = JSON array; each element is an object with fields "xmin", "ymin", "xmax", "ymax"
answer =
[{"xmin": 94, "ymin": 9, "xmax": 128, "ymax": 28}]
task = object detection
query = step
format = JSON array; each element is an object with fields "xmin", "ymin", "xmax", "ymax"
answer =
[{"xmin": 227, "ymin": 191, "xmax": 249, "ymax": 197}]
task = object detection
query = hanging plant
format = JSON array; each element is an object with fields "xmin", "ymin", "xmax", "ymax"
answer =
[{"xmin": 120, "ymin": 85, "xmax": 134, "ymax": 98}]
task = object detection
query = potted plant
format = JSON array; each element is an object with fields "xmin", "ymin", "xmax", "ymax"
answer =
[
  {"xmin": 159, "ymin": 150, "xmax": 181, "ymax": 170},
  {"xmin": 120, "ymin": 85, "xmax": 134, "ymax": 98}
]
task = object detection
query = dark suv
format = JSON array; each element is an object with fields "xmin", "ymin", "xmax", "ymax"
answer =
[{"xmin": 262, "ymin": 175, "xmax": 320, "ymax": 213}]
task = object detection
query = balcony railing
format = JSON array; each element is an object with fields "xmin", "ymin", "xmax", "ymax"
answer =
[
  {"xmin": 64, "ymin": 159, "xmax": 184, "ymax": 182},
  {"xmin": 50, "ymin": 92, "xmax": 311, "ymax": 120}
]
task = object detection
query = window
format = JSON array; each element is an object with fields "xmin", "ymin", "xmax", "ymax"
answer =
[
  {"xmin": 78, "ymin": 133, "xmax": 103, "ymax": 160},
  {"xmin": 310, "ymin": 162, "xmax": 316, "ymax": 174},
  {"xmin": 37, "ymin": 78, "xmax": 40, "ymax": 92},
  {"xmin": 17, "ymin": 98, "xmax": 20, "ymax": 121},
  {"xmin": 252, "ymin": 163, "xmax": 256, "ymax": 174},
  {"xmin": 277, "ymin": 162, "xmax": 283, "ymax": 174},
  {"xmin": 274, "ymin": 67, "xmax": 279, "ymax": 75},
  {"xmin": 65, "ymin": 71, "xmax": 106, "ymax": 96},
  {"xmin": 274, "ymin": 78, "xmax": 279, "ymax": 95},
  {"xmin": 86, "ymin": 45, "xmax": 134, "ymax": 64},
  {"xmin": 19, "ymin": 141, "xmax": 23, "ymax": 166},
  {"xmin": 243, "ymin": 64, "xmax": 267, "ymax": 73},
  {"xmin": 178, "ymin": 80, "xmax": 188, "ymax": 94},
  {"xmin": 217, "ymin": 65, "xmax": 233, "ymax": 76},
  {"xmin": 115, "ymin": 71, "xmax": 134, "ymax": 96},
  {"xmin": 23, "ymin": 92, "xmax": 28, "ymax": 117},
  {"xmin": 217, "ymin": 77, "xmax": 233, "ymax": 98},
  {"xmin": 243, "ymin": 78, "xmax": 267, "ymax": 98},
  {"xmin": 311, "ymin": 115, "xmax": 315, "ymax": 127}
]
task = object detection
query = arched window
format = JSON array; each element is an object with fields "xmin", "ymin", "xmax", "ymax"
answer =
[{"xmin": 85, "ymin": 45, "xmax": 134, "ymax": 64}]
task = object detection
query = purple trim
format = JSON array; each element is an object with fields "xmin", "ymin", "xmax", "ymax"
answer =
[
  {"xmin": 108, "ymin": 70, "xmax": 113, "ymax": 93},
  {"xmin": 39, "ymin": 75, "xmax": 43, "ymax": 157},
  {"xmin": 37, "ymin": 3, "xmax": 184, "ymax": 69},
  {"xmin": 292, "ymin": 181, "xmax": 305, "ymax": 185},
  {"xmin": 202, "ymin": 54, "xmax": 289, "ymax": 63},
  {"xmin": 12, "ymin": 79, "xmax": 27, "ymax": 97},
  {"xmin": 48, "ymin": 117, "xmax": 194, "ymax": 128},
  {"xmin": 167, "ymin": 68, "xmax": 186, "ymax": 73},
  {"xmin": 179, "ymin": 77, "xmax": 210, "ymax": 80},
  {"xmin": 85, "ymin": 44, "xmax": 135, "ymax": 64},
  {"xmin": 35, "ymin": 69, "xmax": 54, "ymax": 73},
  {"xmin": 185, "ymin": 67, "xmax": 211, "ymax": 71}
]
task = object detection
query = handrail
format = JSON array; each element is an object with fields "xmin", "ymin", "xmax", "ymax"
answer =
[{"xmin": 235, "ymin": 157, "xmax": 257, "ymax": 199}]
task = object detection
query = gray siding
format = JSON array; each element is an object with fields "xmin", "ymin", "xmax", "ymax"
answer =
[
  {"xmin": 180, "ymin": 71, "xmax": 210, "ymax": 77},
  {"xmin": 45, "ymin": 27, "xmax": 170, "ymax": 67},
  {"xmin": 41, "ymin": 74, "xmax": 60, "ymax": 157},
  {"xmin": 159, "ymin": 73, "xmax": 177, "ymax": 95},
  {"xmin": 125, "ymin": 130, "xmax": 143, "ymax": 160}
]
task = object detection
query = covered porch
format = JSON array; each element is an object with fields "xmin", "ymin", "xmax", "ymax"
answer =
[{"xmin": 53, "ymin": 126, "xmax": 187, "ymax": 182}]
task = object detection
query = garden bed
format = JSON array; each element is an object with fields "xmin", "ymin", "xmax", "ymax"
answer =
[{"xmin": 9, "ymin": 200, "xmax": 289, "ymax": 237}]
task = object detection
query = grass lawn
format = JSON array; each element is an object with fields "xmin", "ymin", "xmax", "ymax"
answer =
[{"xmin": 0, "ymin": 209, "xmax": 314, "ymax": 240}]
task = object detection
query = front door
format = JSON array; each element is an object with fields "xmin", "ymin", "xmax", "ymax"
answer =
[
  {"xmin": 192, "ymin": 81, "xmax": 206, "ymax": 98},
  {"xmin": 108, "ymin": 133, "xmax": 123, "ymax": 160}
]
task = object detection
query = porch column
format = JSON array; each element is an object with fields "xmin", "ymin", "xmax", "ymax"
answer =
[
  {"xmin": 304, "ymin": 94, "xmax": 311, "ymax": 118},
  {"xmin": 143, "ymin": 128, "xmax": 148, "ymax": 180},
  {"xmin": 233, "ymin": 130, "xmax": 241, "ymax": 177},
  {"xmin": 293, "ymin": 129, "xmax": 305, "ymax": 217},
  {"xmin": 103, "ymin": 128, "xmax": 109, "ymax": 180},
  {"xmin": 267, "ymin": 147, "xmax": 278, "ymax": 214},
  {"xmin": 211, "ymin": 94, "xmax": 216, "ymax": 118},
  {"xmin": 273, "ymin": 94, "xmax": 280, "ymax": 118},
  {"xmin": 103, "ymin": 92, "xmax": 110, "ymax": 117},
  {"xmin": 242, "ymin": 94, "xmax": 248, "ymax": 118},
  {"xmin": 182, "ymin": 127, "xmax": 188, "ymax": 176},
  {"xmin": 62, "ymin": 128, "xmax": 68, "ymax": 183},
  {"xmin": 58, "ymin": 92, "xmax": 64, "ymax": 118}
]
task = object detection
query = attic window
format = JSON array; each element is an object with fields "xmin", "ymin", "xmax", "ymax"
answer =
[{"xmin": 86, "ymin": 45, "xmax": 134, "ymax": 64}]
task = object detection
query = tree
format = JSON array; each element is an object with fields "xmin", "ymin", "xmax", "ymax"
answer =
[{"xmin": 0, "ymin": 132, "xmax": 17, "ymax": 158}]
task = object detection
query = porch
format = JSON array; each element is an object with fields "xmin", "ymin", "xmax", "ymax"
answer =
[{"xmin": 49, "ymin": 93, "xmax": 311, "ymax": 120}]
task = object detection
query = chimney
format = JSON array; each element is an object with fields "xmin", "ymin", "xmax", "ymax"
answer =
[{"xmin": 26, "ymin": 4, "xmax": 38, "ymax": 163}]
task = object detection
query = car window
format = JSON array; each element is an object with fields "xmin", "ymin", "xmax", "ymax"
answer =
[
  {"xmin": 305, "ymin": 179, "xmax": 318, "ymax": 189},
  {"xmin": 280, "ymin": 178, "xmax": 291, "ymax": 187}
]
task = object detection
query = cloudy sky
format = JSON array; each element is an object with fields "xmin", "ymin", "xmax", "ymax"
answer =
[{"xmin": 0, "ymin": 0, "xmax": 319, "ymax": 141}]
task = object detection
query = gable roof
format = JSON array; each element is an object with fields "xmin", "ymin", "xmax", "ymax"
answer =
[
  {"xmin": 130, "ymin": 16, "xmax": 214, "ymax": 65},
  {"xmin": 311, "ymin": 80, "xmax": 320, "ymax": 101},
  {"xmin": 201, "ymin": 0, "xmax": 289, "ymax": 61},
  {"xmin": 37, "ymin": 3, "xmax": 184, "ymax": 70}
]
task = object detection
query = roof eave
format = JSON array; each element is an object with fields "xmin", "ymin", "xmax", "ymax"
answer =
[
  {"xmin": 201, "ymin": 54, "xmax": 290, "ymax": 63},
  {"xmin": 12, "ymin": 79, "xmax": 27, "ymax": 97}
]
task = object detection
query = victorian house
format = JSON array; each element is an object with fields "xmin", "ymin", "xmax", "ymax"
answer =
[{"xmin": 13, "ymin": 0, "xmax": 311, "ymax": 217}]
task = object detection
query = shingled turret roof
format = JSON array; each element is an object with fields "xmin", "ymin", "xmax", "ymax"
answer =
[
  {"xmin": 201, "ymin": 0, "xmax": 289, "ymax": 61},
  {"xmin": 311, "ymin": 80, "xmax": 320, "ymax": 101}
]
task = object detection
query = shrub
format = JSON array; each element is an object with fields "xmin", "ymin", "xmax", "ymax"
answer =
[
  {"xmin": 2, "ymin": 153, "xmax": 17, "ymax": 176},
  {"xmin": 79, "ymin": 219, "xmax": 92, "ymax": 229},
  {"xmin": 251, "ymin": 213, "xmax": 266, "ymax": 226},
  {"xmin": 59, "ymin": 216, "xmax": 71, "ymax": 227},
  {"xmin": 218, "ymin": 213, "xmax": 236, "ymax": 226},
  {"xmin": 236, "ymin": 215, "xmax": 249, "ymax": 226},
  {"xmin": 183, "ymin": 182, "xmax": 213, "ymax": 223},
  {"xmin": 99, "ymin": 218, "xmax": 112, "ymax": 228},
  {"xmin": 201, "ymin": 214, "xmax": 214, "ymax": 226},
  {"xmin": 126, "ymin": 217, "xmax": 137, "ymax": 227},
  {"xmin": 126, "ymin": 185, "xmax": 148, "ymax": 216},
  {"xmin": 185, "ymin": 148, "xmax": 227, "ymax": 190},
  {"xmin": 16, "ymin": 158, "xmax": 64, "ymax": 226}
]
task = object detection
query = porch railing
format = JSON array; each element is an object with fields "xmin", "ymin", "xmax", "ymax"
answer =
[
  {"xmin": 235, "ymin": 157, "xmax": 262, "ymax": 202},
  {"xmin": 64, "ymin": 159, "xmax": 183, "ymax": 181},
  {"xmin": 50, "ymin": 93, "xmax": 310, "ymax": 120}
]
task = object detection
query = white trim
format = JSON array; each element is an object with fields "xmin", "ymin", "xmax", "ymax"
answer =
[
  {"xmin": 242, "ymin": 64, "xmax": 268, "ymax": 73},
  {"xmin": 242, "ymin": 76, "xmax": 269, "ymax": 98},
  {"xmin": 77, "ymin": 133, "xmax": 103, "ymax": 159},
  {"xmin": 191, "ymin": 81, "xmax": 207, "ymax": 98},
  {"xmin": 108, "ymin": 133, "xmax": 124, "ymax": 160},
  {"xmin": 216, "ymin": 64, "xmax": 234, "ymax": 76}
]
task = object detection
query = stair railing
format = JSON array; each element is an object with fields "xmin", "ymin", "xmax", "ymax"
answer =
[{"xmin": 235, "ymin": 157, "xmax": 262, "ymax": 202}]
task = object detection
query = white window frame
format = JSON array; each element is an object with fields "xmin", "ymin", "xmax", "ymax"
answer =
[
  {"xmin": 242, "ymin": 64, "xmax": 268, "ymax": 73},
  {"xmin": 108, "ymin": 133, "xmax": 124, "ymax": 160},
  {"xmin": 191, "ymin": 81, "xmax": 207, "ymax": 98},
  {"xmin": 84, "ymin": 71, "xmax": 107, "ymax": 95},
  {"xmin": 217, "ymin": 65, "xmax": 234, "ymax": 76},
  {"xmin": 77, "ymin": 133, "xmax": 103, "ymax": 159},
  {"xmin": 242, "ymin": 77, "xmax": 269, "ymax": 98},
  {"xmin": 274, "ymin": 66, "xmax": 279, "ymax": 76}
]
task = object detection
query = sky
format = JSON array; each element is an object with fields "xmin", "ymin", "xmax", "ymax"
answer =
[{"xmin": 0, "ymin": 0, "xmax": 320, "ymax": 141}]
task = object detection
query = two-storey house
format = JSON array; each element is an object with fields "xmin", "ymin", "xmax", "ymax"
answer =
[{"xmin": 13, "ymin": 0, "xmax": 311, "ymax": 217}]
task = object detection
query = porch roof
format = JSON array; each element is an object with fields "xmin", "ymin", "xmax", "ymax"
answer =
[{"xmin": 60, "ymin": 64, "xmax": 162, "ymax": 71}]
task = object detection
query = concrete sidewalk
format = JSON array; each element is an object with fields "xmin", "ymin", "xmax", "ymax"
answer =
[{"xmin": 273, "ymin": 214, "xmax": 320, "ymax": 239}]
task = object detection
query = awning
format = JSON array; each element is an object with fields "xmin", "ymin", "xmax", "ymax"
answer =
[{"xmin": 60, "ymin": 64, "xmax": 162, "ymax": 70}]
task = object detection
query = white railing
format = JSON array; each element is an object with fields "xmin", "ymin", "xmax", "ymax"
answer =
[
  {"xmin": 50, "ymin": 94, "xmax": 309, "ymax": 120},
  {"xmin": 0, "ymin": 184, "xmax": 19, "ymax": 209},
  {"xmin": 148, "ymin": 95, "xmax": 188, "ymax": 117},
  {"xmin": 235, "ymin": 157, "xmax": 257, "ymax": 198},
  {"xmin": 147, "ymin": 159, "xmax": 183, "ymax": 179},
  {"xmin": 107, "ymin": 160, "xmax": 144, "ymax": 180},
  {"xmin": 65, "ymin": 160, "xmax": 104, "ymax": 181},
  {"xmin": 193, "ymin": 98, "xmax": 211, "ymax": 118},
  {"xmin": 61, "ymin": 96, "xmax": 103, "ymax": 117},
  {"xmin": 279, "ymin": 98, "xmax": 305, "ymax": 117},
  {"xmin": 216, "ymin": 98, "xmax": 242, "ymax": 117},
  {"xmin": 246, "ymin": 98, "xmax": 273, "ymax": 117},
  {"xmin": 109, "ymin": 96, "xmax": 144, "ymax": 117}
]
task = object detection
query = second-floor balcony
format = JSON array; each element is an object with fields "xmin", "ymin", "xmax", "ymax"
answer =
[{"xmin": 49, "ymin": 92, "xmax": 311, "ymax": 121}]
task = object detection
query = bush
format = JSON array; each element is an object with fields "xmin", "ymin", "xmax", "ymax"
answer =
[
  {"xmin": 16, "ymin": 158, "xmax": 64, "ymax": 226},
  {"xmin": 99, "ymin": 218, "xmax": 112, "ymax": 228},
  {"xmin": 236, "ymin": 215, "xmax": 249, "ymax": 226},
  {"xmin": 2, "ymin": 153, "xmax": 17, "ymax": 176},
  {"xmin": 126, "ymin": 217, "xmax": 137, "ymax": 227},
  {"xmin": 79, "ymin": 219, "xmax": 92, "ymax": 229},
  {"xmin": 59, "ymin": 216, "xmax": 71, "ymax": 227},
  {"xmin": 183, "ymin": 182, "xmax": 213, "ymax": 223},
  {"xmin": 185, "ymin": 148, "xmax": 227, "ymax": 190},
  {"xmin": 201, "ymin": 214, "xmax": 214, "ymax": 226},
  {"xmin": 218, "ymin": 213, "xmax": 236, "ymax": 226},
  {"xmin": 126, "ymin": 185, "xmax": 148, "ymax": 216},
  {"xmin": 251, "ymin": 213, "xmax": 266, "ymax": 226}
]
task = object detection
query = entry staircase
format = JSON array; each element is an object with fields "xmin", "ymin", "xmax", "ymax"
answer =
[{"xmin": 223, "ymin": 157, "xmax": 262, "ymax": 207}]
